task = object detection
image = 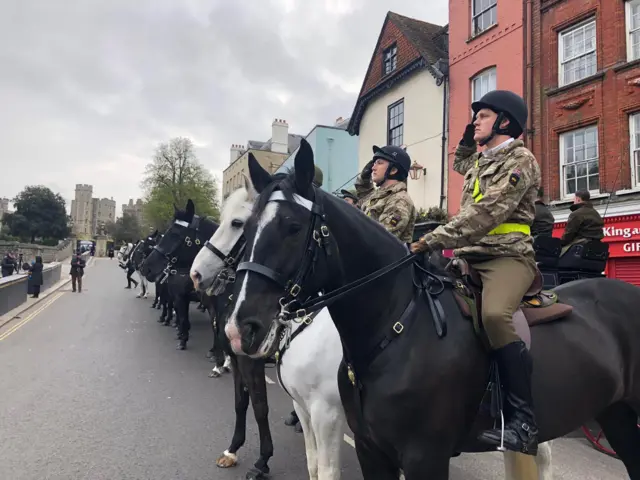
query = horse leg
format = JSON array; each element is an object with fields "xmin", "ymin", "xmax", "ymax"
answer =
[
  {"xmin": 178, "ymin": 301, "xmax": 190, "ymax": 349},
  {"xmin": 217, "ymin": 356, "xmax": 249, "ymax": 470},
  {"xmin": 400, "ymin": 446, "xmax": 451, "ymax": 480},
  {"xmin": 596, "ymin": 402, "xmax": 640, "ymax": 478},
  {"xmin": 353, "ymin": 436, "xmax": 399, "ymax": 480},
  {"xmin": 244, "ymin": 359, "xmax": 274, "ymax": 480},
  {"xmin": 503, "ymin": 452, "xmax": 540, "ymax": 480},
  {"xmin": 310, "ymin": 400, "xmax": 343, "ymax": 480},
  {"xmin": 294, "ymin": 402, "xmax": 319, "ymax": 480}
]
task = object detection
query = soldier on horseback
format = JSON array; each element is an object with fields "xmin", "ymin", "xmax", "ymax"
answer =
[
  {"xmin": 410, "ymin": 90, "xmax": 542, "ymax": 455},
  {"xmin": 354, "ymin": 145, "xmax": 417, "ymax": 243}
]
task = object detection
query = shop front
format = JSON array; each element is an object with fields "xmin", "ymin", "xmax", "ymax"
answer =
[{"xmin": 552, "ymin": 214, "xmax": 640, "ymax": 286}]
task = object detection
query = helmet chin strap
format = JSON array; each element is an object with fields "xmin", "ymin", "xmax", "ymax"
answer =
[{"xmin": 477, "ymin": 112, "xmax": 510, "ymax": 147}]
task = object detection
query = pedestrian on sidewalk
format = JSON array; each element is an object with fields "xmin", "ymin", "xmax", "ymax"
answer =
[
  {"xmin": 1, "ymin": 252, "xmax": 16, "ymax": 277},
  {"xmin": 27, "ymin": 256, "xmax": 44, "ymax": 298},
  {"xmin": 70, "ymin": 251, "xmax": 86, "ymax": 293}
]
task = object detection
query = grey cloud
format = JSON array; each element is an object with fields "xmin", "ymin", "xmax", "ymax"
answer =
[{"xmin": 0, "ymin": 0, "xmax": 447, "ymax": 215}]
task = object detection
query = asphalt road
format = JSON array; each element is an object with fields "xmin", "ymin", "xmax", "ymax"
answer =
[{"xmin": 0, "ymin": 258, "xmax": 628, "ymax": 479}]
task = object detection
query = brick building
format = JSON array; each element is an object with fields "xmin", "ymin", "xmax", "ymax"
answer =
[
  {"xmin": 533, "ymin": 0, "xmax": 640, "ymax": 284},
  {"xmin": 447, "ymin": 0, "xmax": 531, "ymax": 216}
]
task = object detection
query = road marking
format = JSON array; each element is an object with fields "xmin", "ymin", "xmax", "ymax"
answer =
[
  {"xmin": 343, "ymin": 434, "xmax": 355, "ymax": 448},
  {"xmin": 265, "ymin": 375, "xmax": 275, "ymax": 384},
  {"xmin": 0, "ymin": 292, "xmax": 64, "ymax": 342}
]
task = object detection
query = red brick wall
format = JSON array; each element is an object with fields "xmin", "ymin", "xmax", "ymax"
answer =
[
  {"xmin": 361, "ymin": 20, "xmax": 422, "ymax": 96},
  {"xmin": 533, "ymin": 0, "xmax": 640, "ymax": 201},
  {"xmin": 447, "ymin": 0, "xmax": 525, "ymax": 215}
]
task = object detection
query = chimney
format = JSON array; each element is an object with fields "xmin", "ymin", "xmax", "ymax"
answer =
[
  {"xmin": 230, "ymin": 144, "xmax": 244, "ymax": 164},
  {"xmin": 271, "ymin": 119, "xmax": 289, "ymax": 154}
]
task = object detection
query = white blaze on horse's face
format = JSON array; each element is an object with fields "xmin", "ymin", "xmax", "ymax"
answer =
[
  {"xmin": 190, "ymin": 187, "xmax": 254, "ymax": 292},
  {"xmin": 224, "ymin": 200, "xmax": 279, "ymax": 356}
]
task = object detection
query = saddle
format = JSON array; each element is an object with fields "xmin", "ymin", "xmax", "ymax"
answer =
[{"xmin": 449, "ymin": 258, "xmax": 573, "ymax": 348}]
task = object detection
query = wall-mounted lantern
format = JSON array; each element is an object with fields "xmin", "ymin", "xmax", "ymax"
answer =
[{"xmin": 409, "ymin": 161, "xmax": 426, "ymax": 180}]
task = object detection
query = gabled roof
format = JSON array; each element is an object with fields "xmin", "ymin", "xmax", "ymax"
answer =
[{"xmin": 347, "ymin": 12, "xmax": 448, "ymax": 136}]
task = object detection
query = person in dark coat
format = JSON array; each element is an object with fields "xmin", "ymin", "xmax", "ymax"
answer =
[
  {"xmin": 27, "ymin": 256, "xmax": 44, "ymax": 298},
  {"xmin": 70, "ymin": 251, "xmax": 86, "ymax": 293},
  {"xmin": 561, "ymin": 190, "xmax": 604, "ymax": 255},
  {"xmin": 531, "ymin": 188, "xmax": 554, "ymax": 237},
  {"xmin": 1, "ymin": 253, "xmax": 16, "ymax": 277}
]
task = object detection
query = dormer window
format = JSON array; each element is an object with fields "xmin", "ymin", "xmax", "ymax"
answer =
[{"xmin": 383, "ymin": 44, "xmax": 397, "ymax": 75}]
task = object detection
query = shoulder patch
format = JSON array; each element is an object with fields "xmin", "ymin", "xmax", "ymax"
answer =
[
  {"xmin": 390, "ymin": 214, "xmax": 401, "ymax": 227},
  {"xmin": 509, "ymin": 169, "xmax": 521, "ymax": 187}
]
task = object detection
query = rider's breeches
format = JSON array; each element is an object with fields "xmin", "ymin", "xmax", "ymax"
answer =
[{"xmin": 470, "ymin": 256, "xmax": 536, "ymax": 349}]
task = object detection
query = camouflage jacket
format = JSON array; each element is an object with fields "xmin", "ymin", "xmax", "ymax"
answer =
[
  {"xmin": 354, "ymin": 176, "xmax": 417, "ymax": 243},
  {"xmin": 421, "ymin": 139, "xmax": 541, "ymax": 260}
]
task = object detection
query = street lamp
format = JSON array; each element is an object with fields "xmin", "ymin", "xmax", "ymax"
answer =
[{"xmin": 409, "ymin": 161, "xmax": 426, "ymax": 180}]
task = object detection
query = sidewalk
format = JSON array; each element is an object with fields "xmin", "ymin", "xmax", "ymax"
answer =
[{"xmin": 0, "ymin": 255, "xmax": 95, "ymax": 329}]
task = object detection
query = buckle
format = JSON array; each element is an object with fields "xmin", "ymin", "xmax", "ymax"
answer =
[
  {"xmin": 290, "ymin": 284, "xmax": 301, "ymax": 297},
  {"xmin": 195, "ymin": 238, "xmax": 201, "ymax": 245},
  {"xmin": 295, "ymin": 308, "xmax": 307, "ymax": 319},
  {"xmin": 393, "ymin": 322, "xmax": 404, "ymax": 334},
  {"xmin": 320, "ymin": 225, "xmax": 329, "ymax": 237}
]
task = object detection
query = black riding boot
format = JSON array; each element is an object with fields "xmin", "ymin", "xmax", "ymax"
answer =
[{"xmin": 477, "ymin": 341, "xmax": 539, "ymax": 455}]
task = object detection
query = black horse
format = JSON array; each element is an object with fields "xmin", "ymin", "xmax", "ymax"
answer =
[
  {"xmin": 225, "ymin": 139, "xmax": 640, "ymax": 479},
  {"xmin": 140, "ymin": 199, "xmax": 219, "ymax": 350}
]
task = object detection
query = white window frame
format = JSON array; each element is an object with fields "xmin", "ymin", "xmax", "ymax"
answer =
[
  {"xmin": 559, "ymin": 126, "xmax": 600, "ymax": 199},
  {"xmin": 472, "ymin": 0, "xmax": 497, "ymax": 36},
  {"xmin": 626, "ymin": 0, "xmax": 640, "ymax": 62},
  {"xmin": 558, "ymin": 19, "xmax": 597, "ymax": 87},
  {"xmin": 471, "ymin": 68, "xmax": 497, "ymax": 118},
  {"xmin": 629, "ymin": 113, "xmax": 640, "ymax": 189}
]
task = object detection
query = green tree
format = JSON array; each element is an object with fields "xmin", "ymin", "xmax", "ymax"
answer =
[
  {"xmin": 1, "ymin": 186, "xmax": 70, "ymax": 243},
  {"xmin": 112, "ymin": 213, "xmax": 142, "ymax": 244},
  {"xmin": 141, "ymin": 137, "xmax": 220, "ymax": 230}
]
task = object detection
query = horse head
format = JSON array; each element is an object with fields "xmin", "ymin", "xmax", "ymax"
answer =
[{"xmin": 140, "ymin": 199, "xmax": 218, "ymax": 283}]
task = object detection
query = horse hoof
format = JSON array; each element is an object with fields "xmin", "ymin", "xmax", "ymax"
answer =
[
  {"xmin": 209, "ymin": 367, "xmax": 221, "ymax": 378},
  {"xmin": 216, "ymin": 451, "xmax": 237, "ymax": 468},
  {"xmin": 176, "ymin": 343, "xmax": 186, "ymax": 350},
  {"xmin": 156, "ymin": 304, "xmax": 162, "ymax": 310},
  {"xmin": 246, "ymin": 467, "xmax": 269, "ymax": 479},
  {"xmin": 206, "ymin": 350, "xmax": 214, "ymax": 358}
]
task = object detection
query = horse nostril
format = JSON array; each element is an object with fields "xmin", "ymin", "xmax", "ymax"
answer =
[{"xmin": 193, "ymin": 270, "xmax": 201, "ymax": 281}]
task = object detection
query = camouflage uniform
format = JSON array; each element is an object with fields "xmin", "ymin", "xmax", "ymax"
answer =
[
  {"xmin": 420, "ymin": 139, "xmax": 541, "ymax": 348},
  {"xmin": 354, "ymin": 174, "xmax": 417, "ymax": 243}
]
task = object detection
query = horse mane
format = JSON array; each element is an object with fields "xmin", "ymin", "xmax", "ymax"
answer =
[{"xmin": 252, "ymin": 168, "xmax": 406, "ymax": 256}]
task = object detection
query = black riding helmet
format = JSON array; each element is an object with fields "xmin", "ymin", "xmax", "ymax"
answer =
[
  {"xmin": 471, "ymin": 90, "xmax": 528, "ymax": 147},
  {"xmin": 371, "ymin": 145, "xmax": 411, "ymax": 185}
]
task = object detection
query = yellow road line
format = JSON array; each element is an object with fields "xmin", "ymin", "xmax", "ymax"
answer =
[{"xmin": 0, "ymin": 291, "xmax": 65, "ymax": 342}]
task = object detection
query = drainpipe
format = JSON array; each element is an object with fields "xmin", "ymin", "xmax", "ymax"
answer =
[
  {"xmin": 435, "ymin": 59, "xmax": 449, "ymax": 210},
  {"xmin": 524, "ymin": 0, "xmax": 533, "ymax": 149}
]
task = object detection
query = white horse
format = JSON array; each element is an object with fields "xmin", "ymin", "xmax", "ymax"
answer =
[
  {"xmin": 190, "ymin": 180, "xmax": 553, "ymax": 480},
  {"xmin": 118, "ymin": 241, "xmax": 148, "ymax": 298}
]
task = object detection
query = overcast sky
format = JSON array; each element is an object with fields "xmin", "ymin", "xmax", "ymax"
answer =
[{"xmin": 0, "ymin": 0, "xmax": 448, "ymax": 216}]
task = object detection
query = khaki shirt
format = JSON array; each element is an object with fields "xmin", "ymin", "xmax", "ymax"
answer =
[
  {"xmin": 354, "ymin": 176, "xmax": 417, "ymax": 243},
  {"xmin": 421, "ymin": 139, "xmax": 541, "ymax": 260}
]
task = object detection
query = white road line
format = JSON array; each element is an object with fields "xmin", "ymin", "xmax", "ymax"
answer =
[
  {"xmin": 265, "ymin": 375, "xmax": 275, "ymax": 384},
  {"xmin": 343, "ymin": 434, "xmax": 355, "ymax": 448}
]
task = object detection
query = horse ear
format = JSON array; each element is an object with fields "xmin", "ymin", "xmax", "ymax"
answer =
[
  {"xmin": 248, "ymin": 152, "xmax": 272, "ymax": 193},
  {"xmin": 294, "ymin": 138, "xmax": 314, "ymax": 196},
  {"xmin": 242, "ymin": 173, "xmax": 259, "ymax": 200},
  {"xmin": 186, "ymin": 199, "xmax": 195, "ymax": 217}
]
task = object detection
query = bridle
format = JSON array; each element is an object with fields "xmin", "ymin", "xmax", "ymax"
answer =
[
  {"xmin": 203, "ymin": 233, "xmax": 246, "ymax": 294},
  {"xmin": 236, "ymin": 189, "xmax": 331, "ymax": 324},
  {"xmin": 154, "ymin": 216, "xmax": 204, "ymax": 282}
]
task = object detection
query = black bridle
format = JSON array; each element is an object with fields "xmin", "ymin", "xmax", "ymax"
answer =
[
  {"xmin": 203, "ymin": 234, "xmax": 246, "ymax": 292},
  {"xmin": 236, "ymin": 190, "xmax": 331, "ymax": 321},
  {"xmin": 235, "ymin": 189, "xmax": 425, "ymax": 324},
  {"xmin": 153, "ymin": 216, "xmax": 204, "ymax": 281}
]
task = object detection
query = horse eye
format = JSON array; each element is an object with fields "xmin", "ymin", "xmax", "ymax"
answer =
[{"xmin": 231, "ymin": 219, "xmax": 244, "ymax": 228}]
